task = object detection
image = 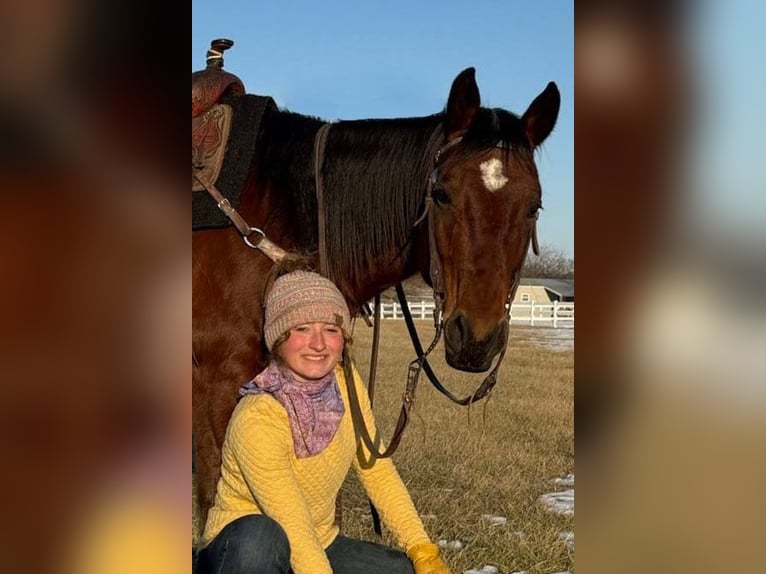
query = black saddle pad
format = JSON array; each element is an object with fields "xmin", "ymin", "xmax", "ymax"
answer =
[{"xmin": 192, "ymin": 94, "xmax": 275, "ymax": 230}]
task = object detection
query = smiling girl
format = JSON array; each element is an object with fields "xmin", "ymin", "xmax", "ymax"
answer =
[{"xmin": 197, "ymin": 268, "xmax": 450, "ymax": 574}]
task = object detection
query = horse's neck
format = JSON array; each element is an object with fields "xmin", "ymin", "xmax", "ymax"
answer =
[
  {"xmin": 326, "ymin": 118, "xmax": 439, "ymax": 304},
  {"xmin": 260, "ymin": 110, "xmax": 324, "ymax": 186},
  {"xmin": 341, "ymin": 261, "xmax": 425, "ymax": 315},
  {"xmin": 250, "ymin": 110, "xmax": 325, "ymax": 250},
  {"xmin": 255, "ymin": 110, "xmax": 438, "ymax": 305}
]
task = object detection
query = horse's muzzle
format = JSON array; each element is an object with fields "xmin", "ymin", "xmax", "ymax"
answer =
[{"xmin": 443, "ymin": 313, "xmax": 508, "ymax": 372}]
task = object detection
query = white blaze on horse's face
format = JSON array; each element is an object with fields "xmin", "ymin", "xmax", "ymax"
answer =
[{"xmin": 479, "ymin": 158, "xmax": 509, "ymax": 192}]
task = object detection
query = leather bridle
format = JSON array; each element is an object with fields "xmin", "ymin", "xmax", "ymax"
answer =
[{"xmin": 346, "ymin": 133, "xmax": 541, "ymax": 460}]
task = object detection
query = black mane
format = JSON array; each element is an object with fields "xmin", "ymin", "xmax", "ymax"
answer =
[
  {"xmin": 322, "ymin": 115, "xmax": 443, "ymax": 287},
  {"xmin": 254, "ymin": 105, "xmax": 531, "ymax": 290}
]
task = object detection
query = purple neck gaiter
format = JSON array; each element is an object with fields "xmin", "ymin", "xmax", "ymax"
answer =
[{"xmin": 239, "ymin": 362, "xmax": 345, "ymax": 458}]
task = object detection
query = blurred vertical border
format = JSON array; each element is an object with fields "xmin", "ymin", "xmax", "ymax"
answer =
[
  {"xmin": 575, "ymin": 1, "xmax": 765, "ymax": 572},
  {"xmin": 0, "ymin": 1, "xmax": 187, "ymax": 573}
]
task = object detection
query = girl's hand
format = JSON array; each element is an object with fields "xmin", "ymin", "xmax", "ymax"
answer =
[{"xmin": 407, "ymin": 542, "xmax": 452, "ymax": 574}]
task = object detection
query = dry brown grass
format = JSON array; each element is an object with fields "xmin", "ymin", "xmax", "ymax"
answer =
[{"xmin": 193, "ymin": 320, "xmax": 574, "ymax": 573}]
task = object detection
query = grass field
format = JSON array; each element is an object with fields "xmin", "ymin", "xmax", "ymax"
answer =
[{"xmin": 193, "ymin": 319, "xmax": 574, "ymax": 573}]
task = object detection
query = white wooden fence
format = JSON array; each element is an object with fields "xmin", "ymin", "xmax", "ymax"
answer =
[{"xmin": 374, "ymin": 300, "xmax": 574, "ymax": 328}]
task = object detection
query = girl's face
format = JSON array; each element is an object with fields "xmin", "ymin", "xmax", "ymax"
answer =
[{"xmin": 278, "ymin": 322, "xmax": 344, "ymax": 382}]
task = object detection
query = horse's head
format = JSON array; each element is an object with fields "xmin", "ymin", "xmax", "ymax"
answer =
[{"xmin": 426, "ymin": 68, "xmax": 560, "ymax": 372}]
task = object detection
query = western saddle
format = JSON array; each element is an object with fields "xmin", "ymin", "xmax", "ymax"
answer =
[{"xmin": 192, "ymin": 39, "xmax": 244, "ymax": 191}]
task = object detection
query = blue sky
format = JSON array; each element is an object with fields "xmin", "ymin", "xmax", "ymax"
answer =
[{"xmin": 193, "ymin": 0, "xmax": 574, "ymax": 257}]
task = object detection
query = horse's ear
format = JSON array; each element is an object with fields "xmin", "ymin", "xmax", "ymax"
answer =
[
  {"xmin": 445, "ymin": 67, "xmax": 481, "ymax": 137},
  {"xmin": 521, "ymin": 81, "xmax": 560, "ymax": 148}
]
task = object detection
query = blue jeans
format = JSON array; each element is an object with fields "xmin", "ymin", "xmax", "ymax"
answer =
[{"xmin": 197, "ymin": 514, "xmax": 414, "ymax": 574}]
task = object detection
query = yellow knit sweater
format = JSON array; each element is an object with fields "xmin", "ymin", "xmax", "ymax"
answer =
[{"xmin": 201, "ymin": 363, "xmax": 430, "ymax": 574}]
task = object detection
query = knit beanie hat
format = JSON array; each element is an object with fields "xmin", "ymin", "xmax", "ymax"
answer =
[{"xmin": 264, "ymin": 270, "xmax": 351, "ymax": 351}]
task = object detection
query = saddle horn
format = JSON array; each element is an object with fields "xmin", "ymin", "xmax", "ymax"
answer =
[
  {"xmin": 192, "ymin": 38, "xmax": 245, "ymax": 118},
  {"xmin": 205, "ymin": 38, "xmax": 234, "ymax": 69}
]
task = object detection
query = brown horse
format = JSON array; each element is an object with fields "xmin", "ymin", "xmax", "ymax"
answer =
[{"xmin": 192, "ymin": 67, "xmax": 560, "ymax": 525}]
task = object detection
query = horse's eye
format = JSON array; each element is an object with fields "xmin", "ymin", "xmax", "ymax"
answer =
[{"xmin": 432, "ymin": 188, "xmax": 451, "ymax": 205}]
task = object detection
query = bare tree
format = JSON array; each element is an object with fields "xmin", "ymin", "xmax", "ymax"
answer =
[{"xmin": 521, "ymin": 243, "xmax": 574, "ymax": 278}]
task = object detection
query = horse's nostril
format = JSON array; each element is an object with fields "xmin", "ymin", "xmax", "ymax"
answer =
[
  {"xmin": 454, "ymin": 314, "xmax": 467, "ymax": 339},
  {"xmin": 445, "ymin": 314, "xmax": 468, "ymax": 348}
]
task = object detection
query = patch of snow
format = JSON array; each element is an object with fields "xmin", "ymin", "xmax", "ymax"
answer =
[
  {"xmin": 511, "ymin": 326, "xmax": 574, "ymax": 351},
  {"xmin": 463, "ymin": 566, "xmax": 499, "ymax": 574},
  {"xmin": 538, "ymin": 488, "xmax": 574, "ymax": 515},
  {"xmin": 480, "ymin": 513, "xmax": 508, "ymax": 525},
  {"xmin": 553, "ymin": 473, "xmax": 574, "ymax": 486},
  {"xmin": 437, "ymin": 539, "xmax": 464, "ymax": 550},
  {"xmin": 559, "ymin": 530, "xmax": 574, "ymax": 551}
]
